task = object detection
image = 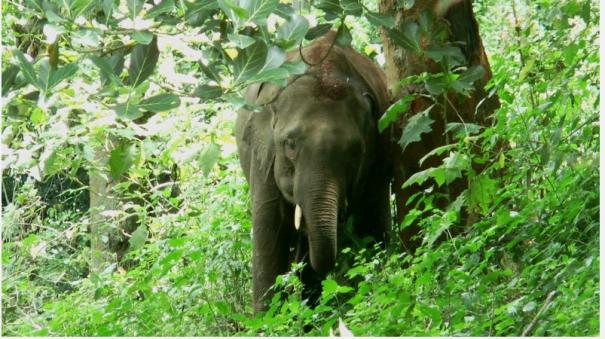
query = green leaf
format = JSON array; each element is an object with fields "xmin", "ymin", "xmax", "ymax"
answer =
[
  {"xmin": 227, "ymin": 33, "xmax": 256, "ymax": 49},
  {"xmin": 48, "ymin": 63, "xmax": 78, "ymax": 90},
  {"xmin": 418, "ymin": 304, "xmax": 441, "ymax": 324},
  {"xmin": 233, "ymin": 40, "xmax": 268, "ymax": 84},
  {"xmin": 248, "ymin": 67, "xmax": 289, "ymax": 85},
  {"xmin": 468, "ymin": 174, "xmax": 497, "ymax": 215},
  {"xmin": 71, "ymin": 29, "xmax": 101, "ymax": 48},
  {"xmin": 398, "ymin": 105, "xmax": 435, "ymax": 151},
  {"xmin": 114, "ymin": 103, "xmax": 142, "ymax": 119},
  {"xmin": 128, "ymin": 226, "xmax": 148, "ymax": 250},
  {"xmin": 138, "ymin": 93, "xmax": 180, "ymax": 112},
  {"xmin": 341, "ymin": 0, "xmax": 362, "ymax": 16},
  {"xmin": 277, "ymin": 14, "xmax": 310, "ymax": 49},
  {"xmin": 193, "ymin": 84, "xmax": 223, "ymax": 100},
  {"xmin": 132, "ymin": 31, "xmax": 154, "ymax": 45},
  {"xmin": 457, "ymin": 65, "xmax": 485, "ymax": 86},
  {"xmin": 388, "ymin": 21, "xmax": 421, "ymax": 52},
  {"xmin": 335, "ymin": 24, "xmax": 352, "ymax": 47},
  {"xmin": 425, "ymin": 75, "xmax": 448, "ymax": 95},
  {"xmin": 442, "ymin": 151, "xmax": 468, "ymax": 184},
  {"xmin": 128, "ymin": 36, "xmax": 159, "ymax": 87},
  {"xmin": 217, "ymin": 0, "xmax": 248, "ymax": 24},
  {"xmin": 13, "ymin": 49, "xmax": 39, "ymax": 89},
  {"xmin": 243, "ymin": 0, "xmax": 279, "ymax": 25},
  {"xmin": 2, "ymin": 65, "xmax": 20, "ymax": 96},
  {"xmin": 198, "ymin": 143, "xmax": 221, "ymax": 175},
  {"xmin": 316, "ymin": 0, "xmax": 342, "ymax": 19},
  {"xmin": 89, "ymin": 55, "xmax": 122, "ymax": 86},
  {"xmin": 378, "ymin": 95, "xmax": 414, "ymax": 132},
  {"xmin": 426, "ymin": 44, "xmax": 465, "ymax": 65},
  {"xmin": 305, "ymin": 23, "xmax": 332, "ymax": 40},
  {"xmin": 364, "ymin": 11, "xmax": 395, "ymax": 29},
  {"xmin": 145, "ymin": 0, "xmax": 175, "ymax": 18},
  {"xmin": 281, "ymin": 61, "xmax": 306, "ymax": 75},
  {"xmin": 419, "ymin": 143, "xmax": 456, "ymax": 166},
  {"xmin": 69, "ymin": 0, "xmax": 95, "ymax": 18},
  {"xmin": 260, "ymin": 45, "xmax": 286, "ymax": 71},
  {"xmin": 127, "ymin": 0, "xmax": 144, "ymax": 17},
  {"xmin": 109, "ymin": 141, "xmax": 135, "ymax": 180}
]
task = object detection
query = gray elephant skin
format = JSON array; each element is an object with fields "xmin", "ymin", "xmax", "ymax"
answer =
[{"xmin": 235, "ymin": 32, "xmax": 392, "ymax": 313}]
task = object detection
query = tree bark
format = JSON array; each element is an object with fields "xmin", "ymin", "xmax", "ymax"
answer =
[{"xmin": 379, "ymin": 0, "xmax": 500, "ymax": 251}]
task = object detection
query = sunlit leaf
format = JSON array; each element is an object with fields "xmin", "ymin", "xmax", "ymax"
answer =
[
  {"xmin": 398, "ymin": 104, "xmax": 435, "ymax": 151},
  {"xmin": 128, "ymin": 36, "xmax": 159, "ymax": 87},
  {"xmin": 138, "ymin": 93, "xmax": 180, "ymax": 112}
]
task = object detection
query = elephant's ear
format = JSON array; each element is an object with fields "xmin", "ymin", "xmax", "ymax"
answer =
[
  {"xmin": 242, "ymin": 82, "xmax": 282, "ymax": 183},
  {"xmin": 345, "ymin": 53, "xmax": 390, "ymax": 120}
]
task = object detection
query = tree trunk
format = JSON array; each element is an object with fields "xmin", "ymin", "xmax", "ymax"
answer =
[{"xmin": 379, "ymin": 0, "xmax": 500, "ymax": 251}]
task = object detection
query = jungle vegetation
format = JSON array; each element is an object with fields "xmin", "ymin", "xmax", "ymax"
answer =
[{"xmin": 1, "ymin": 0, "xmax": 599, "ymax": 336}]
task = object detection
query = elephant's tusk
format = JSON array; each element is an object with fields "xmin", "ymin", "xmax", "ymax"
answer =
[{"xmin": 294, "ymin": 205, "xmax": 302, "ymax": 230}]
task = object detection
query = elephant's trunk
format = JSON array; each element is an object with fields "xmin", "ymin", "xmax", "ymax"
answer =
[{"xmin": 304, "ymin": 179, "xmax": 339, "ymax": 274}]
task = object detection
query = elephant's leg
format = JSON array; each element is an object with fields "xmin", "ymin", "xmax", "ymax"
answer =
[
  {"xmin": 354, "ymin": 170, "xmax": 392, "ymax": 246},
  {"xmin": 250, "ymin": 166, "xmax": 292, "ymax": 313}
]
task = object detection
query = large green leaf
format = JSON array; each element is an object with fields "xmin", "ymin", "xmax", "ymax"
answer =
[
  {"xmin": 388, "ymin": 21, "xmax": 421, "ymax": 53},
  {"xmin": 305, "ymin": 23, "xmax": 332, "ymax": 40},
  {"xmin": 277, "ymin": 14, "xmax": 309, "ymax": 49},
  {"xmin": 243, "ymin": 0, "xmax": 279, "ymax": 25},
  {"xmin": 13, "ymin": 49, "xmax": 40, "ymax": 89},
  {"xmin": 364, "ymin": 11, "xmax": 395, "ymax": 29},
  {"xmin": 316, "ymin": 0, "xmax": 342, "ymax": 20},
  {"xmin": 90, "ymin": 55, "xmax": 122, "ymax": 86},
  {"xmin": 378, "ymin": 95, "xmax": 414, "ymax": 132},
  {"xmin": 127, "ymin": 0, "xmax": 144, "ymax": 18},
  {"xmin": 128, "ymin": 36, "xmax": 159, "ymax": 87},
  {"xmin": 227, "ymin": 33, "xmax": 256, "ymax": 49},
  {"xmin": 128, "ymin": 226, "xmax": 148, "ymax": 250},
  {"xmin": 138, "ymin": 93, "xmax": 181, "ymax": 112},
  {"xmin": 145, "ymin": 0, "xmax": 175, "ymax": 18},
  {"xmin": 109, "ymin": 141, "xmax": 135, "ymax": 180},
  {"xmin": 48, "ymin": 63, "xmax": 78, "ymax": 90},
  {"xmin": 398, "ymin": 105, "xmax": 435, "ymax": 151},
  {"xmin": 233, "ymin": 40, "xmax": 268, "ymax": 84},
  {"xmin": 341, "ymin": 0, "xmax": 362, "ymax": 16}
]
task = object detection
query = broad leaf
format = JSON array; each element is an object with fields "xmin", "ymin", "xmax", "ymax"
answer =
[
  {"xmin": 194, "ymin": 84, "xmax": 223, "ymax": 100},
  {"xmin": 13, "ymin": 49, "xmax": 40, "ymax": 89},
  {"xmin": 49, "ymin": 63, "xmax": 78, "ymax": 90},
  {"xmin": 316, "ymin": 0, "xmax": 342, "ymax": 20},
  {"xmin": 71, "ymin": 29, "xmax": 101, "ymax": 48},
  {"xmin": 127, "ymin": 0, "xmax": 144, "ymax": 18},
  {"xmin": 109, "ymin": 141, "xmax": 135, "ymax": 180},
  {"xmin": 378, "ymin": 95, "xmax": 414, "ymax": 132},
  {"xmin": 198, "ymin": 143, "xmax": 221, "ymax": 175},
  {"xmin": 426, "ymin": 44, "xmax": 465, "ymax": 65},
  {"xmin": 341, "ymin": 0, "xmax": 362, "ymax": 16},
  {"xmin": 227, "ymin": 33, "xmax": 256, "ymax": 49},
  {"xmin": 277, "ymin": 14, "xmax": 310, "ymax": 49},
  {"xmin": 128, "ymin": 36, "xmax": 159, "ymax": 87},
  {"xmin": 364, "ymin": 11, "xmax": 395, "ymax": 29},
  {"xmin": 145, "ymin": 0, "xmax": 175, "ymax": 18},
  {"xmin": 89, "ymin": 56, "xmax": 122, "ymax": 86},
  {"xmin": 128, "ymin": 226, "xmax": 148, "ymax": 250},
  {"xmin": 399, "ymin": 105, "xmax": 435, "ymax": 151},
  {"xmin": 132, "ymin": 31, "xmax": 154, "ymax": 45},
  {"xmin": 114, "ymin": 103, "xmax": 143, "ymax": 120},
  {"xmin": 243, "ymin": 0, "xmax": 278, "ymax": 25},
  {"xmin": 233, "ymin": 40, "xmax": 268, "ymax": 84},
  {"xmin": 388, "ymin": 21, "xmax": 421, "ymax": 53},
  {"xmin": 335, "ymin": 25, "xmax": 352, "ymax": 47},
  {"xmin": 305, "ymin": 23, "xmax": 332, "ymax": 40},
  {"xmin": 138, "ymin": 93, "xmax": 181, "ymax": 112}
]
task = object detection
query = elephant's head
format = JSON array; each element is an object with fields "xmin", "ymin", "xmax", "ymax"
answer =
[{"xmin": 250, "ymin": 45, "xmax": 388, "ymax": 274}]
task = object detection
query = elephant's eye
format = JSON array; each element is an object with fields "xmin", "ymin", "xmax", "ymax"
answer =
[{"xmin": 284, "ymin": 139, "xmax": 297, "ymax": 159}]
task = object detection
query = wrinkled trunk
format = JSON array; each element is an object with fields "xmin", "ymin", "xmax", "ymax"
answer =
[{"xmin": 303, "ymin": 179, "xmax": 339, "ymax": 274}]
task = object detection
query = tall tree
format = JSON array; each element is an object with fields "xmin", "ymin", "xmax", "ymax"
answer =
[{"xmin": 378, "ymin": 0, "xmax": 500, "ymax": 251}]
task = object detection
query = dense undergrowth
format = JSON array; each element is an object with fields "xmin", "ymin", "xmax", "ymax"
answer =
[{"xmin": 2, "ymin": 0, "xmax": 599, "ymax": 336}]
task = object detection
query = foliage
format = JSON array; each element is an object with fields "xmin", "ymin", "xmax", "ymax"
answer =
[{"xmin": 2, "ymin": 0, "xmax": 599, "ymax": 336}]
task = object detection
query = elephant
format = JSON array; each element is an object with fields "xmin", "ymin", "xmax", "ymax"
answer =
[{"xmin": 235, "ymin": 31, "xmax": 392, "ymax": 313}]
